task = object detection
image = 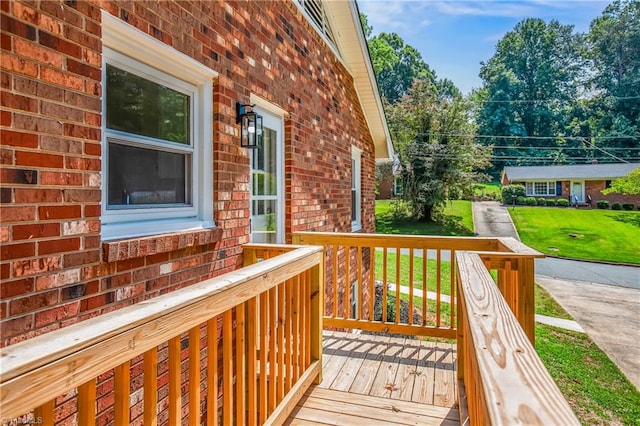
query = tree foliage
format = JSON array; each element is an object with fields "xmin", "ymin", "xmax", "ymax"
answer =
[
  {"xmin": 367, "ymin": 32, "xmax": 435, "ymax": 103},
  {"xmin": 473, "ymin": 3, "xmax": 640, "ymax": 174},
  {"xmin": 602, "ymin": 167, "xmax": 640, "ymax": 195},
  {"xmin": 387, "ymin": 81, "xmax": 491, "ymax": 221}
]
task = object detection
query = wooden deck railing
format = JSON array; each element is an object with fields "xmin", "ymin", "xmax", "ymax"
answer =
[
  {"xmin": 456, "ymin": 251, "xmax": 579, "ymax": 425},
  {"xmin": 292, "ymin": 232, "xmax": 541, "ymax": 342},
  {"xmin": 0, "ymin": 245, "xmax": 324, "ymax": 425}
]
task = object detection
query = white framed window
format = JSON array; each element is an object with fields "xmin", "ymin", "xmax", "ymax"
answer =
[
  {"xmin": 525, "ymin": 181, "xmax": 556, "ymax": 196},
  {"xmin": 101, "ymin": 13, "xmax": 215, "ymax": 240},
  {"xmin": 351, "ymin": 146, "xmax": 362, "ymax": 231}
]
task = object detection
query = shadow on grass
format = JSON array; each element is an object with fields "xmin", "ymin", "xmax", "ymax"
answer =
[
  {"xmin": 376, "ymin": 213, "xmax": 474, "ymax": 237},
  {"xmin": 607, "ymin": 212, "xmax": 640, "ymax": 228}
]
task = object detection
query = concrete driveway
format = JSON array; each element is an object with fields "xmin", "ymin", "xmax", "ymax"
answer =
[{"xmin": 473, "ymin": 201, "xmax": 640, "ymax": 390}]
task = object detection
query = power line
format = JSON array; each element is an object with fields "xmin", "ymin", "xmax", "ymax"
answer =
[
  {"xmin": 411, "ymin": 132, "xmax": 640, "ymax": 140},
  {"xmin": 472, "ymin": 96, "xmax": 640, "ymax": 104}
]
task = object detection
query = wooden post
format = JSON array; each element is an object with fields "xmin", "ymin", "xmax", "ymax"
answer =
[{"xmin": 518, "ymin": 257, "xmax": 536, "ymax": 345}]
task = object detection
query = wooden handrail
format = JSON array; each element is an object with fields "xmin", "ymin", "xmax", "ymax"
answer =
[
  {"xmin": 456, "ymin": 251, "xmax": 578, "ymax": 425},
  {"xmin": 1, "ymin": 245, "xmax": 324, "ymax": 424}
]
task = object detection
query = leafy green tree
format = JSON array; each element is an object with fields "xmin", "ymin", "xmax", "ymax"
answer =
[
  {"xmin": 476, "ymin": 18, "xmax": 584, "ymax": 173},
  {"xmin": 586, "ymin": 0, "xmax": 640, "ymax": 160},
  {"xmin": 602, "ymin": 167, "xmax": 640, "ymax": 195},
  {"xmin": 367, "ymin": 32, "xmax": 435, "ymax": 102},
  {"xmin": 388, "ymin": 80, "xmax": 491, "ymax": 221}
]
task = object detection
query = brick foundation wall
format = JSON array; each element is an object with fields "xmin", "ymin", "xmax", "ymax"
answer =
[{"xmin": 1, "ymin": 0, "xmax": 378, "ymax": 422}]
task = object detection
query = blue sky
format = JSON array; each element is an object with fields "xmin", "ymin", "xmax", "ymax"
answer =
[{"xmin": 358, "ymin": 0, "xmax": 611, "ymax": 94}]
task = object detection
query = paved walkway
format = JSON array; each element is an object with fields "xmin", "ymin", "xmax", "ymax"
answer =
[{"xmin": 472, "ymin": 201, "xmax": 640, "ymax": 390}]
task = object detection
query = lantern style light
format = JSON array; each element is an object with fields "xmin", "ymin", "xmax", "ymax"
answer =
[{"xmin": 236, "ymin": 102, "xmax": 263, "ymax": 148}]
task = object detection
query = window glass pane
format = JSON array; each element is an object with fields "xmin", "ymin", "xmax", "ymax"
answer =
[
  {"xmin": 534, "ymin": 182, "xmax": 546, "ymax": 195},
  {"xmin": 251, "ymin": 199, "xmax": 277, "ymax": 243},
  {"xmin": 106, "ymin": 64, "xmax": 190, "ymax": 144},
  {"xmin": 548, "ymin": 181, "xmax": 556, "ymax": 195},
  {"xmin": 525, "ymin": 182, "xmax": 533, "ymax": 195},
  {"xmin": 108, "ymin": 142, "xmax": 189, "ymax": 207},
  {"xmin": 252, "ymin": 128, "xmax": 277, "ymax": 196},
  {"xmin": 351, "ymin": 189, "xmax": 357, "ymax": 221}
]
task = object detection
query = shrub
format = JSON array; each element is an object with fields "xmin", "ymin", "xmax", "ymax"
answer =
[
  {"xmin": 545, "ymin": 199, "xmax": 556, "ymax": 206},
  {"xmin": 536, "ymin": 197, "xmax": 547, "ymax": 206},
  {"xmin": 596, "ymin": 200, "xmax": 610, "ymax": 209},
  {"xmin": 556, "ymin": 198, "xmax": 569, "ymax": 207},
  {"xmin": 525, "ymin": 197, "xmax": 537, "ymax": 206},
  {"xmin": 516, "ymin": 196, "xmax": 526, "ymax": 205},
  {"xmin": 501, "ymin": 184, "xmax": 525, "ymax": 205},
  {"xmin": 622, "ymin": 203, "xmax": 635, "ymax": 211},
  {"xmin": 611, "ymin": 202, "xmax": 622, "ymax": 210}
]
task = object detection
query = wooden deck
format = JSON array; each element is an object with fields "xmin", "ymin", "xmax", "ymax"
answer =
[{"xmin": 286, "ymin": 331, "xmax": 460, "ymax": 425}]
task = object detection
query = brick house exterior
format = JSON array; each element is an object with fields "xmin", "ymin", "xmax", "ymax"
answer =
[
  {"xmin": 502, "ymin": 163, "xmax": 640, "ymax": 206},
  {"xmin": 1, "ymin": 1, "xmax": 392, "ymax": 421}
]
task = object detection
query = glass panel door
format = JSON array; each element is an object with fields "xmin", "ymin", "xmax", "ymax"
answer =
[{"xmin": 250, "ymin": 109, "xmax": 283, "ymax": 243}]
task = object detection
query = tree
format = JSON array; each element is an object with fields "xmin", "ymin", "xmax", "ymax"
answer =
[
  {"xmin": 602, "ymin": 167, "xmax": 640, "ymax": 195},
  {"xmin": 476, "ymin": 18, "xmax": 584, "ymax": 173},
  {"xmin": 367, "ymin": 32, "xmax": 435, "ymax": 102},
  {"xmin": 388, "ymin": 80, "xmax": 491, "ymax": 221},
  {"xmin": 586, "ymin": 0, "xmax": 640, "ymax": 160}
]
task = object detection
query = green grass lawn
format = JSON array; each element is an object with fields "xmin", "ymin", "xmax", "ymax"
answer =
[
  {"xmin": 375, "ymin": 199, "xmax": 474, "ymax": 235},
  {"xmin": 473, "ymin": 182, "xmax": 501, "ymax": 199},
  {"xmin": 508, "ymin": 207, "xmax": 640, "ymax": 264}
]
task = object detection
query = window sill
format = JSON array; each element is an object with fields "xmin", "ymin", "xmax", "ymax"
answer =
[{"xmin": 102, "ymin": 227, "xmax": 222, "ymax": 263}]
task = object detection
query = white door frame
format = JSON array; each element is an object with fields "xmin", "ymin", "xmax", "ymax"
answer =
[
  {"xmin": 570, "ymin": 180, "xmax": 585, "ymax": 203},
  {"xmin": 250, "ymin": 107, "xmax": 284, "ymax": 243}
]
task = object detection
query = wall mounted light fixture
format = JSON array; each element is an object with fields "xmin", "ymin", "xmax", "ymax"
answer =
[{"xmin": 236, "ymin": 102, "xmax": 263, "ymax": 149}]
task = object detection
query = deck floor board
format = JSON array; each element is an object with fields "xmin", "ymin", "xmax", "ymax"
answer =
[{"xmin": 286, "ymin": 332, "xmax": 459, "ymax": 425}]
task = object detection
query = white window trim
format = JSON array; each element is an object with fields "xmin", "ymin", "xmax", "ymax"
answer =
[
  {"xmin": 101, "ymin": 12, "xmax": 216, "ymax": 241},
  {"xmin": 351, "ymin": 146, "xmax": 362, "ymax": 232},
  {"xmin": 525, "ymin": 181, "xmax": 556, "ymax": 196}
]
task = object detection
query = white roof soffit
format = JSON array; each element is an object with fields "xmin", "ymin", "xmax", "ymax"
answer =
[{"xmin": 324, "ymin": 1, "xmax": 393, "ymax": 161}]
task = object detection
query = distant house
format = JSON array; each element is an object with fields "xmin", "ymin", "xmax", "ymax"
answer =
[{"xmin": 501, "ymin": 163, "xmax": 640, "ymax": 205}]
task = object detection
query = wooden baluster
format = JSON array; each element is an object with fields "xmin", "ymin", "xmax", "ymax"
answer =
[
  {"xmin": 144, "ymin": 348, "xmax": 158, "ymax": 426},
  {"xmin": 303, "ymin": 270, "xmax": 310, "ymax": 368},
  {"xmin": 207, "ymin": 317, "xmax": 219, "ymax": 425},
  {"xmin": 520, "ymin": 257, "xmax": 535, "ymax": 344},
  {"xmin": 436, "ymin": 250, "xmax": 442, "ymax": 328},
  {"xmin": 168, "ymin": 336, "xmax": 181, "ymax": 426},
  {"xmin": 223, "ymin": 311, "xmax": 233, "ymax": 425},
  {"xmin": 344, "ymin": 246, "xmax": 350, "ymax": 319},
  {"xmin": 332, "ymin": 244, "xmax": 338, "ymax": 318},
  {"xmin": 285, "ymin": 279, "xmax": 293, "ymax": 393},
  {"xmin": 422, "ymin": 248, "xmax": 428, "ymax": 326},
  {"xmin": 409, "ymin": 248, "xmax": 414, "ymax": 325},
  {"xmin": 356, "ymin": 246, "xmax": 362, "ymax": 319},
  {"xmin": 395, "ymin": 248, "xmax": 401, "ymax": 324},
  {"xmin": 114, "ymin": 361, "xmax": 130, "ymax": 426},
  {"xmin": 189, "ymin": 326, "xmax": 201, "ymax": 426},
  {"xmin": 277, "ymin": 282, "xmax": 285, "ymax": 403},
  {"xmin": 248, "ymin": 297, "xmax": 258, "ymax": 426},
  {"xmin": 236, "ymin": 304, "xmax": 246, "ymax": 425},
  {"xmin": 369, "ymin": 246, "xmax": 375, "ymax": 321},
  {"xmin": 382, "ymin": 247, "xmax": 388, "ymax": 322},
  {"xmin": 34, "ymin": 400, "xmax": 54, "ymax": 426},
  {"xmin": 259, "ymin": 293, "xmax": 268, "ymax": 424},
  {"xmin": 293, "ymin": 275, "xmax": 301, "ymax": 381},
  {"xmin": 450, "ymin": 251, "xmax": 456, "ymax": 328},
  {"xmin": 78, "ymin": 380, "xmax": 96, "ymax": 426},
  {"xmin": 268, "ymin": 287, "xmax": 277, "ymax": 413}
]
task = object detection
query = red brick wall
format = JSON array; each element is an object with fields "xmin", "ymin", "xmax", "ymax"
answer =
[
  {"xmin": 2, "ymin": 0, "xmax": 375, "ymax": 343},
  {"xmin": 2, "ymin": 0, "xmax": 378, "ymax": 422},
  {"xmin": 586, "ymin": 180, "xmax": 640, "ymax": 206}
]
